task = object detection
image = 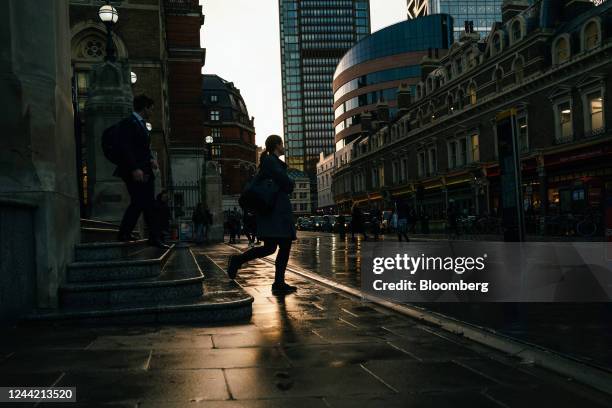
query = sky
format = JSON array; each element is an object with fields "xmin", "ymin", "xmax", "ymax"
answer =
[{"xmin": 200, "ymin": 0, "xmax": 407, "ymax": 146}]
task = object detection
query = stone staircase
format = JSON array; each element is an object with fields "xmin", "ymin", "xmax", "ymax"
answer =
[{"xmin": 26, "ymin": 219, "xmax": 253, "ymax": 324}]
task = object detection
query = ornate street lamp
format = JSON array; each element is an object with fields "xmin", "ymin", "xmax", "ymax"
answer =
[
  {"xmin": 205, "ymin": 135, "xmax": 214, "ymax": 161},
  {"xmin": 98, "ymin": 2, "xmax": 119, "ymax": 62},
  {"xmin": 200, "ymin": 135, "xmax": 215, "ymax": 202},
  {"xmin": 130, "ymin": 71, "xmax": 137, "ymax": 84}
]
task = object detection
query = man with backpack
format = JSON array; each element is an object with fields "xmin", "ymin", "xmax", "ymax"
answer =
[{"xmin": 104, "ymin": 94, "xmax": 167, "ymax": 248}]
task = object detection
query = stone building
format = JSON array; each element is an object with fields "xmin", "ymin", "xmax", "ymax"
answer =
[
  {"xmin": 69, "ymin": 0, "xmax": 205, "ymax": 215},
  {"xmin": 316, "ymin": 152, "xmax": 336, "ymax": 213},
  {"xmin": 289, "ymin": 169, "xmax": 313, "ymax": 217},
  {"xmin": 201, "ymin": 75, "xmax": 257, "ymax": 211},
  {"xmin": 333, "ymin": 0, "xmax": 612, "ymax": 236}
]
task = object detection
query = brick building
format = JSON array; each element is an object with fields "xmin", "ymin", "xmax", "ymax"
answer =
[
  {"xmin": 69, "ymin": 0, "xmax": 205, "ymax": 214},
  {"xmin": 333, "ymin": 0, "xmax": 612, "ymax": 237},
  {"xmin": 202, "ymin": 75, "xmax": 257, "ymax": 211}
]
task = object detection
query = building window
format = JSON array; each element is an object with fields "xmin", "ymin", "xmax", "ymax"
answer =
[
  {"xmin": 417, "ymin": 151, "xmax": 426, "ymax": 177},
  {"xmin": 210, "ymin": 110, "xmax": 220, "ymax": 121},
  {"xmin": 428, "ymin": 148, "xmax": 437, "ymax": 175},
  {"xmin": 401, "ymin": 157, "xmax": 408, "ymax": 181},
  {"xmin": 583, "ymin": 21, "xmax": 600, "ymax": 51},
  {"xmin": 517, "ymin": 115, "xmax": 529, "ymax": 152},
  {"xmin": 555, "ymin": 101, "xmax": 573, "ymax": 143},
  {"xmin": 448, "ymin": 141, "xmax": 457, "ymax": 169},
  {"xmin": 554, "ymin": 37, "xmax": 570, "ymax": 64},
  {"xmin": 513, "ymin": 57, "xmax": 524, "ymax": 84},
  {"xmin": 468, "ymin": 84, "xmax": 477, "ymax": 105},
  {"xmin": 471, "ymin": 134, "xmax": 480, "ymax": 162},
  {"xmin": 392, "ymin": 161, "xmax": 399, "ymax": 184},
  {"xmin": 585, "ymin": 91, "xmax": 604, "ymax": 134},
  {"xmin": 210, "ymin": 94, "xmax": 218, "ymax": 103},
  {"xmin": 512, "ymin": 21, "xmax": 522, "ymax": 44},
  {"xmin": 459, "ymin": 138, "xmax": 467, "ymax": 166},
  {"xmin": 212, "ymin": 145, "xmax": 222, "ymax": 158},
  {"xmin": 492, "ymin": 33, "xmax": 502, "ymax": 55},
  {"xmin": 211, "ymin": 128, "xmax": 221, "ymax": 138}
]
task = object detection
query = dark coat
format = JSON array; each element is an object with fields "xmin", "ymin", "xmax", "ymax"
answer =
[
  {"xmin": 113, "ymin": 115, "xmax": 153, "ymax": 178},
  {"xmin": 255, "ymin": 154, "xmax": 296, "ymax": 240}
]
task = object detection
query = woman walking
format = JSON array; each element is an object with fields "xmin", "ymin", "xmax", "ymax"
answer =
[{"xmin": 226, "ymin": 135, "xmax": 297, "ymax": 295}]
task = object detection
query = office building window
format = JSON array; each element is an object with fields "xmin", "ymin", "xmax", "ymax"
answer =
[
  {"xmin": 471, "ymin": 134, "xmax": 480, "ymax": 162},
  {"xmin": 555, "ymin": 101, "xmax": 573, "ymax": 142}
]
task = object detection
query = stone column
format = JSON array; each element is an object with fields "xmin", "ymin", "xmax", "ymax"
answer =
[
  {"xmin": 0, "ymin": 0, "xmax": 79, "ymax": 308},
  {"xmin": 205, "ymin": 162, "xmax": 224, "ymax": 242},
  {"xmin": 85, "ymin": 61, "xmax": 133, "ymax": 223}
]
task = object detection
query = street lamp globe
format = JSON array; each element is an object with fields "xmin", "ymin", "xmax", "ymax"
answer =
[
  {"xmin": 130, "ymin": 71, "xmax": 137, "ymax": 84},
  {"xmin": 98, "ymin": 4, "xmax": 119, "ymax": 24},
  {"xmin": 205, "ymin": 135, "xmax": 214, "ymax": 144},
  {"xmin": 146, "ymin": 122, "xmax": 152, "ymax": 132}
]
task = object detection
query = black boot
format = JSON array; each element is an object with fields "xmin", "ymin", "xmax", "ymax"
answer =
[
  {"xmin": 227, "ymin": 255, "xmax": 241, "ymax": 280},
  {"xmin": 272, "ymin": 282, "xmax": 297, "ymax": 295}
]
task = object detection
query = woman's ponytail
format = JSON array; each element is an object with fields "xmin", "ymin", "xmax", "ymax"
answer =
[{"xmin": 258, "ymin": 135, "xmax": 283, "ymax": 167}]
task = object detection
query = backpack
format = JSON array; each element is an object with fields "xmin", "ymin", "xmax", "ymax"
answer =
[{"xmin": 101, "ymin": 121, "xmax": 123, "ymax": 165}]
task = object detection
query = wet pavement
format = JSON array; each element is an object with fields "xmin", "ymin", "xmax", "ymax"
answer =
[
  {"xmin": 0, "ymin": 242, "xmax": 608, "ymax": 406},
  {"xmin": 248, "ymin": 232, "xmax": 612, "ymax": 370}
]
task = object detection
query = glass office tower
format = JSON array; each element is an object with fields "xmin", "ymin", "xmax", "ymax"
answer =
[
  {"xmin": 279, "ymin": 0, "xmax": 370, "ymax": 175},
  {"xmin": 407, "ymin": 0, "xmax": 502, "ymax": 40}
]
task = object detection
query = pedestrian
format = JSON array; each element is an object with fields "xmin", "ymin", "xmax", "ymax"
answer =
[
  {"xmin": 447, "ymin": 201, "xmax": 459, "ymax": 238},
  {"xmin": 113, "ymin": 94, "xmax": 167, "ymax": 248},
  {"xmin": 396, "ymin": 201, "xmax": 410, "ymax": 242},
  {"xmin": 192, "ymin": 202, "xmax": 206, "ymax": 245},
  {"xmin": 351, "ymin": 204, "xmax": 368, "ymax": 240},
  {"xmin": 243, "ymin": 209, "xmax": 257, "ymax": 247},
  {"xmin": 153, "ymin": 190, "xmax": 171, "ymax": 243},
  {"xmin": 203, "ymin": 206, "xmax": 212, "ymax": 243},
  {"xmin": 228, "ymin": 207, "xmax": 240, "ymax": 244},
  {"xmin": 337, "ymin": 213, "xmax": 346, "ymax": 239},
  {"xmin": 371, "ymin": 207, "xmax": 382, "ymax": 240},
  {"xmin": 226, "ymin": 135, "xmax": 297, "ymax": 295}
]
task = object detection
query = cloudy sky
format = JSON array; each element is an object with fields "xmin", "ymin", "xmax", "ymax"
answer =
[{"xmin": 200, "ymin": 0, "xmax": 407, "ymax": 146}]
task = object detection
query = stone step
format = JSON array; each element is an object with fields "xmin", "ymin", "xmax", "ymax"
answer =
[
  {"xmin": 59, "ymin": 247, "xmax": 203, "ymax": 308},
  {"xmin": 80, "ymin": 218, "xmax": 120, "ymax": 229},
  {"xmin": 80, "ymin": 227, "xmax": 140, "ymax": 243},
  {"xmin": 67, "ymin": 245, "xmax": 173, "ymax": 283},
  {"xmin": 26, "ymin": 248, "xmax": 253, "ymax": 325},
  {"xmin": 26, "ymin": 290, "xmax": 253, "ymax": 325},
  {"xmin": 74, "ymin": 239, "xmax": 149, "ymax": 262},
  {"xmin": 81, "ymin": 227, "xmax": 119, "ymax": 243}
]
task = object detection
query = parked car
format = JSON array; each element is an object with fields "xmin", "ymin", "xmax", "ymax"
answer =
[
  {"xmin": 321, "ymin": 215, "xmax": 334, "ymax": 232},
  {"xmin": 297, "ymin": 217, "xmax": 314, "ymax": 231},
  {"xmin": 333, "ymin": 215, "xmax": 352, "ymax": 233},
  {"xmin": 312, "ymin": 216, "xmax": 325, "ymax": 231}
]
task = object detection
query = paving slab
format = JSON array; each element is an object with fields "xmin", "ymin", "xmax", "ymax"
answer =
[{"xmin": 224, "ymin": 366, "xmax": 394, "ymax": 399}]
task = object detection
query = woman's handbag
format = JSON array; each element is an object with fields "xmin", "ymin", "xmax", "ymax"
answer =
[{"xmin": 239, "ymin": 176, "xmax": 280, "ymax": 214}]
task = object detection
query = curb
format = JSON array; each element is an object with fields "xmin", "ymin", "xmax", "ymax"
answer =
[{"xmin": 225, "ymin": 243, "xmax": 612, "ymax": 396}]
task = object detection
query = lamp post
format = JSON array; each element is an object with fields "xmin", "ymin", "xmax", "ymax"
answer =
[
  {"xmin": 98, "ymin": 1, "xmax": 119, "ymax": 62},
  {"xmin": 201, "ymin": 135, "xmax": 214, "ymax": 202}
]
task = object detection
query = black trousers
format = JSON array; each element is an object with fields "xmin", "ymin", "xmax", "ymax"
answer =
[
  {"xmin": 118, "ymin": 173, "xmax": 158, "ymax": 240},
  {"xmin": 236, "ymin": 238, "xmax": 292, "ymax": 284}
]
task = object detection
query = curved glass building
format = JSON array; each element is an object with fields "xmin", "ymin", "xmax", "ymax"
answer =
[{"xmin": 333, "ymin": 14, "xmax": 453, "ymax": 149}]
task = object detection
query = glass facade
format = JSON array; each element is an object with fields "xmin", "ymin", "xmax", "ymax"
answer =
[
  {"xmin": 279, "ymin": 0, "xmax": 370, "ymax": 174},
  {"xmin": 333, "ymin": 15, "xmax": 453, "ymax": 146},
  {"xmin": 407, "ymin": 0, "xmax": 502, "ymax": 40}
]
